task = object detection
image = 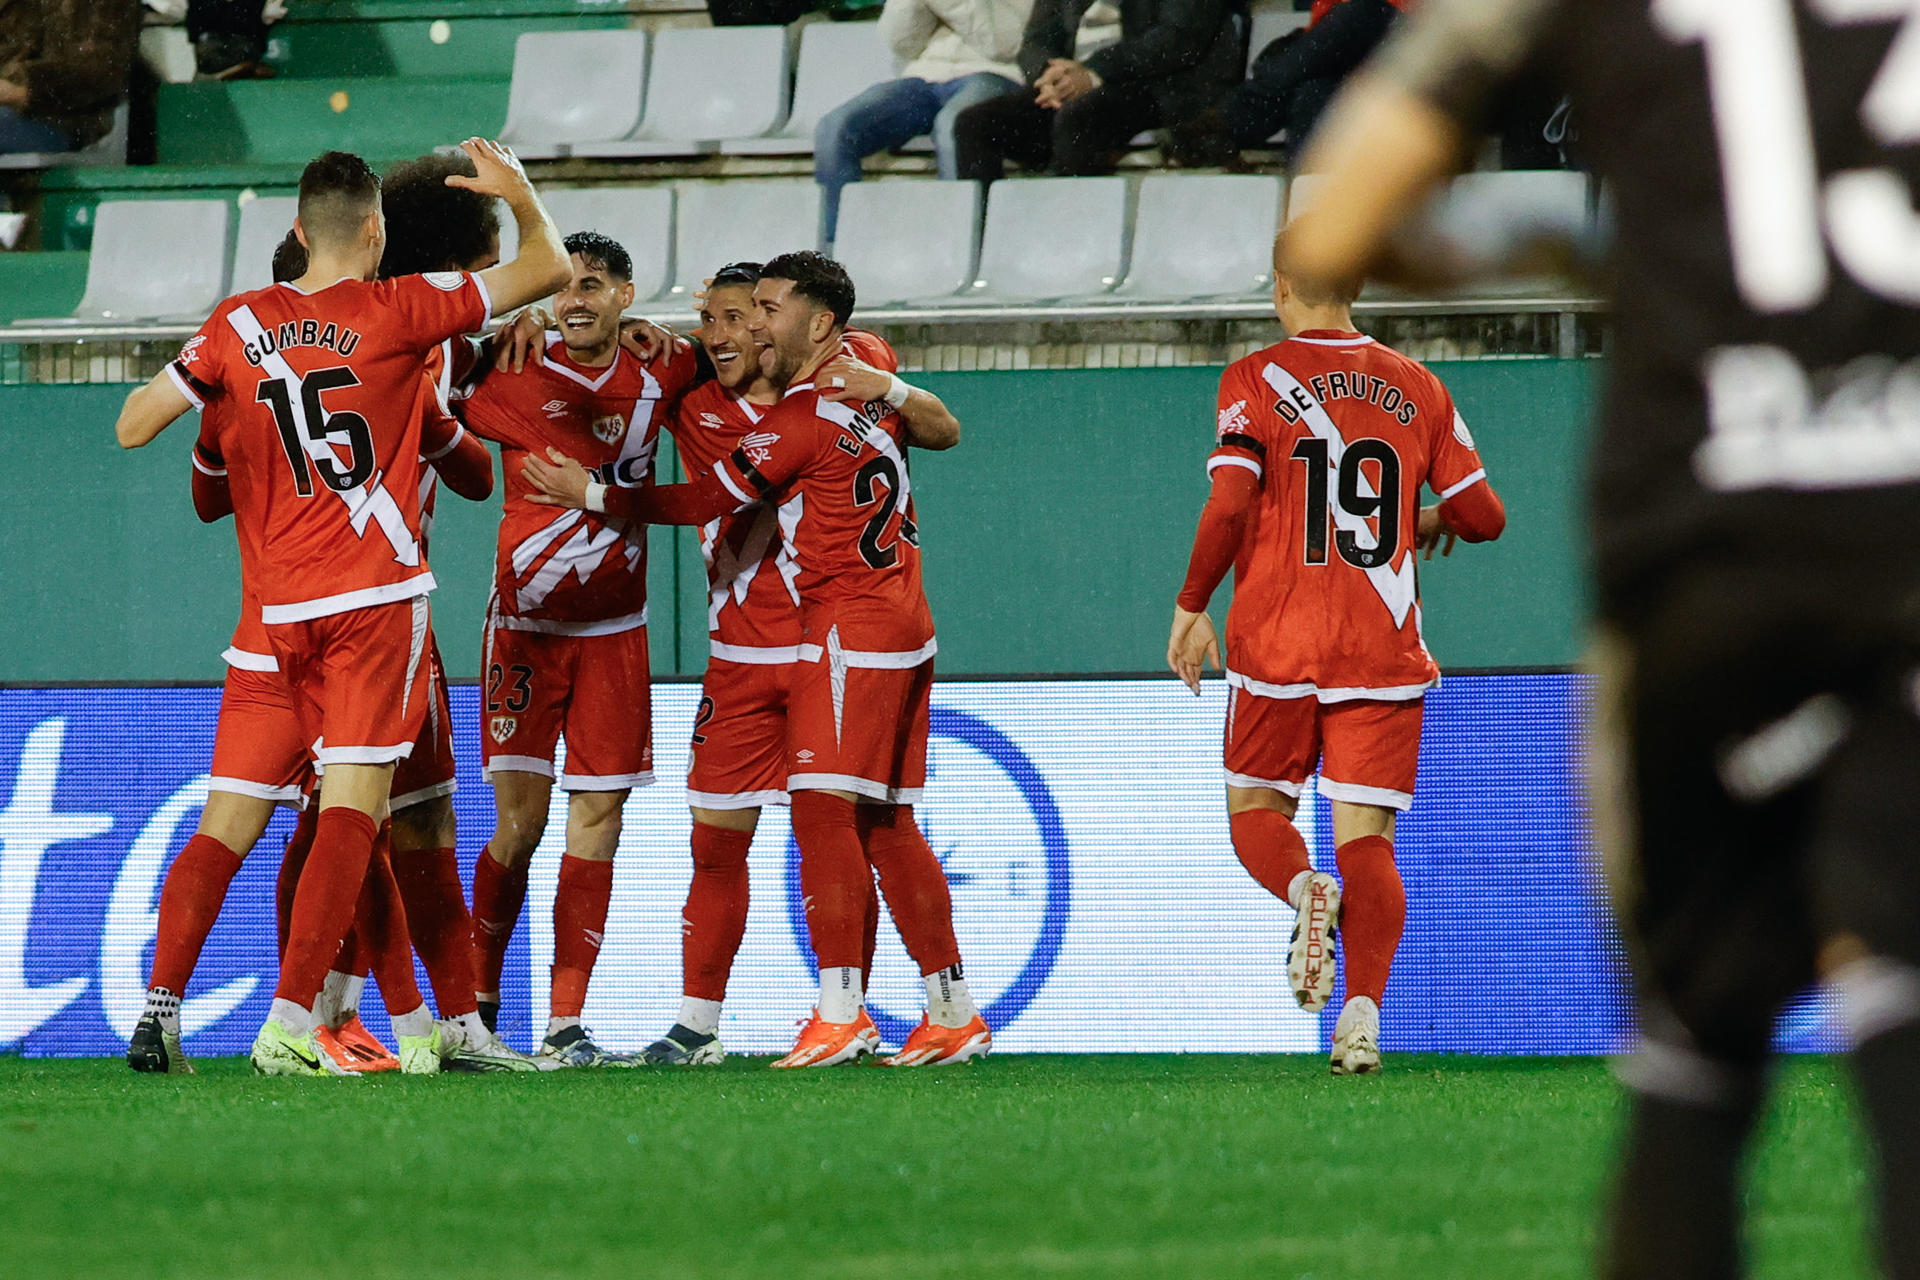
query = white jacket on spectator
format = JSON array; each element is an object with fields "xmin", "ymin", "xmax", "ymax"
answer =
[{"xmin": 878, "ymin": 0, "xmax": 1032, "ymax": 85}]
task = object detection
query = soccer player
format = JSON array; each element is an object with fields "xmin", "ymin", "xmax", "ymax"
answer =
[
  {"xmin": 637, "ymin": 263, "xmax": 961, "ymax": 1067},
  {"xmin": 1169, "ymin": 251, "xmax": 1505, "ymax": 1075},
  {"xmin": 113, "ymin": 140, "xmax": 571, "ymax": 1076},
  {"xmin": 459, "ymin": 231, "xmax": 697, "ymax": 1069},
  {"xmin": 524, "ymin": 251, "xmax": 989, "ymax": 1068},
  {"xmin": 1282, "ymin": 1, "xmax": 1920, "ymax": 1273}
]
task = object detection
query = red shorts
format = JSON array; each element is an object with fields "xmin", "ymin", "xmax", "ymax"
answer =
[
  {"xmin": 390, "ymin": 637, "xmax": 456, "ymax": 812},
  {"xmin": 1224, "ymin": 676, "xmax": 1423, "ymax": 812},
  {"xmin": 207, "ymin": 662, "xmax": 311, "ymax": 808},
  {"xmin": 481, "ymin": 617, "xmax": 654, "ymax": 791},
  {"xmin": 687, "ymin": 657, "xmax": 794, "ymax": 809},
  {"xmin": 786, "ymin": 646, "xmax": 932, "ymax": 805},
  {"xmin": 270, "ymin": 596, "xmax": 433, "ymax": 766}
]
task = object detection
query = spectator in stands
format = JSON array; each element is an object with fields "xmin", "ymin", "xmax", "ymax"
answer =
[
  {"xmin": 815, "ymin": 0, "xmax": 1032, "ymax": 240},
  {"xmin": 187, "ymin": 0, "xmax": 287, "ymax": 81},
  {"xmin": 949, "ymin": 0, "xmax": 1241, "ymax": 182},
  {"xmin": 0, "ymin": 0, "xmax": 141, "ymax": 154}
]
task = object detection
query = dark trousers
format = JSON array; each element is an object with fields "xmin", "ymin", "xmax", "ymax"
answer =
[
  {"xmin": 1223, "ymin": 0, "xmax": 1398, "ymax": 151},
  {"xmin": 952, "ymin": 82, "xmax": 1161, "ymax": 182}
]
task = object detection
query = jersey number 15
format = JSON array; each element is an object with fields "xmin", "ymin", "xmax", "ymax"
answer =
[{"xmin": 256, "ymin": 367, "xmax": 374, "ymax": 496}]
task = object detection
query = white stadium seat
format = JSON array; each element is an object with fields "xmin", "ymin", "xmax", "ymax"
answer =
[
  {"xmin": 1245, "ymin": 4, "xmax": 1311, "ymax": 75},
  {"xmin": 964, "ymin": 177, "xmax": 1129, "ymax": 303},
  {"xmin": 500, "ymin": 30, "xmax": 651, "ymax": 158},
  {"xmin": 229, "ymin": 194, "xmax": 299, "ymax": 295},
  {"xmin": 834, "ymin": 181, "xmax": 982, "ymax": 307},
  {"xmin": 73, "ymin": 199, "xmax": 230, "ymax": 322},
  {"xmin": 1107, "ymin": 174, "xmax": 1284, "ymax": 302},
  {"xmin": 722, "ymin": 20, "xmax": 895, "ymax": 156},
  {"xmin": 575, "ymin": 26, "xmax": 790, "ymax": 159},
  {"xmin": 666, "ymin": 179, "xmax": 820, "ymax": 301},
  {"xmin": 542, "ymin": 185, "xmax": 676, "ymax": 303}
]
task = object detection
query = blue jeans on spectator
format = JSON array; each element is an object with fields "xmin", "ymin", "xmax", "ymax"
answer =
[
  {"xmin": 815, "ymin": 72, "xmax": 1018, "ymax": 240},
  {"xmin": 0, "ymin": 106, "xmax": 75, "ymax": 155}
]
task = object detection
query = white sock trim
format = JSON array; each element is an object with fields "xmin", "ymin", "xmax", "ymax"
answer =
[
  {"xmin": 678, "ymin": 996, "xmax": 723, "ymax": 1037},
  {"xmin": 819, "ymin": 967, "xmax": 863, "ymax": 1024}
]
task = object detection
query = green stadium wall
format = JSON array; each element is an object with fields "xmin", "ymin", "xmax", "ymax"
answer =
[{"xmin": 0, "ymin": 360, "xmax": 1595, "ymax": 683}]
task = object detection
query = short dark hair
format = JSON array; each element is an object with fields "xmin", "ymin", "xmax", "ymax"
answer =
[
  {"xmin": 710, "ymin": 260, "xmax": 762, "ymax": 290},
  {"xmin": 378, "ymin": 152, "xmax": 502, "ymax": 277},
  {"xmin": 564, "ymin": 230, "xmax": 632, "ymax": 282},
  {"xmin": 271, "ymin": 228, "xmax": 307, "ymax": 284},
  {"xmin": 761, "ymin": 250, "xmax": 855, "ymax": 327},
  {"xmin": 297, "ymin": 150, "xmax": 381, "ymax": 251}
]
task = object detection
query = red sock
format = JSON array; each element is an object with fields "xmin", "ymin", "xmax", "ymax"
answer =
[
  {"xmin": 682, "ymin": 823, "xmax": 751, "ymax": 1003},
  {"xmin": 1229, "ymin": 808, "xmax": 1313, "ymax": 902},
  {"xmin": 856, "ymin": 804, "xmax": 960, "ymax": 977},
  {"xmin": 861, "ymin": 865, "xmax": 880, "ymax": 983},
  {"xmin": 274, "ymin": 807, "xmax": 378, "ymax": 1009},
  {"xmin": 148, "ymin": 834, "xmax": 244, "ymax": 994},
  {"xmin": 550, "ymin": 855, "xmax": 613, "ymax": 1019},
  {"xmin": 393, "ymin": 845, "xmax": 480, "ymax": 1018},
  {"xmin": 791, "ymin": 791, "xmax": 870, "ymax": 972},
  {"xmin": 275, "ymin": 805, "xmax": 319, "ymax": 960},
  {"xmin": 1334, "ymin": 835, "xmax": 1405, "ymax": 1005},
  {"xmin": 360, "ymin": 826, "xmax": 423, "ymax": 1015},
  {"xmin": 470, "ymin": 846, "xmax": 529, "ymax": 997}
]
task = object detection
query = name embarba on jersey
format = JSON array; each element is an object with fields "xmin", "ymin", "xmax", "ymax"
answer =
[
  {"xmin": 706, "ymin": 333, "xmax": 934, "ymax": 658},
  {"xmin": 458, "ymin": 333, "xmax": 696, "ymax": 634},
  {"xmin": 1209, "ymin": 331, "xmax": 1490, "ymax": 696},
  {"xmin": 168, "ymin": 271, "xmax": 492, "ymax": 623}
]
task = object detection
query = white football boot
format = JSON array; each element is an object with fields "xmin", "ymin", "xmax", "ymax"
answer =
[
  {"xmin": 1287, "ymin": 871, "xmax": 1342, "ymax": 1012},
  {"xmin": 1330, "ymin": 996, "xmax": 1382, "ymax": 1076}
]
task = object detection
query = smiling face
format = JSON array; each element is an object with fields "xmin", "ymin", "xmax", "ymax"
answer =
[
  {"xmin": 554, "ymin": 250, "xmax": 635, "ymax": 362},
  {"xmin": 749, "ymin": 277, "xmax": 831, "ymax": 390},
  {"xmin": 697, "ymin": 282, "xmax": 761, "ymax": 392}
]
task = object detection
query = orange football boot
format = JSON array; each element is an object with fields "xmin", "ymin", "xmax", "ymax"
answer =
[
  {"xmin": 326, "ymin": 1015, "xmax": 400, "ymax": 1072},
  {"xmin": 769, "ymin": 1008, "xmax": 880, "ymax": 1069},
  {"xmin": 884, "ymin": 1014, "xmax": 992, "ymax": 1067}
]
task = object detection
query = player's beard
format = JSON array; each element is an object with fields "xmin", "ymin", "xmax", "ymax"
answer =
[{"xmin": 759, "ymin": 336, "xmax": 804, "ymax": 391}]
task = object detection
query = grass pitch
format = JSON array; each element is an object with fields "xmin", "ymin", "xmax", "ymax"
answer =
[{"xmin": 0, "ymin": 1054, "xmax": 1872, "ymax": 1279}]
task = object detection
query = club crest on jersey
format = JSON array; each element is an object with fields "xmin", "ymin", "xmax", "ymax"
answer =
[
  {"xmin": 1452, "ymin": 413, "xmax": 1476, "ymax": 449},
  {"xmin": 592, "ymin": 413, "xmax": 626, "ymax": 444},
  {"xmin": 423, "ymin": 271, "xmax": 466, "ymax": 292},
  {"xmin": 740, "ymin": 430, "xmax": 779, "ymax": 465},
  {"xmin": 489, "ymin": 716, "xmax": 517, "ymax": 744},
  {"xmin": 1217, "ymin": 399, "xmax": 1250, "ymax": 438},
  {"xmin": 541, "ymin": 400, "xmax": 570, "ymax": 418},
  {"xmin": 178, "ymin": 334, "xmax": 206, "ymax": 364}
]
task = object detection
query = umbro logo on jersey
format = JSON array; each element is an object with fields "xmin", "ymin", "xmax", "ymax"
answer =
[
  {"xmin": 700, "ymin": 412, "xmax": 727, "ymax": 430},
  {"xmin": 542, "ymin": 400, "xmax": 570, "ymax": 418},
  {"xmin": 489, "ymin": 715, "xmax": 517, "ymax": 744},
  {"xmin": 795, "ymin": 749, "xmax": 815, "ymax": 763},
  {"xmin": 1217, "ymin": 399, "xmax": 1250, "ymax": 438},
  {"xmin": 592, "ymin": 413, "xmax": 626, "ymax": 444}
]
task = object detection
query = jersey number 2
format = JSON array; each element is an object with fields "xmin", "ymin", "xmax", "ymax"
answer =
[
  {"xmin": 1289, "ymin": 437, "xmax": 1402, "ymax": 569},
  {"xmin": 257, "ymin": 367, "xmax": 374, "ymax": 496}
]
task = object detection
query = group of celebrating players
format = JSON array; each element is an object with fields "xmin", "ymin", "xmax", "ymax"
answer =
[{"xmin": 110, "ymin": 130, "xmax": 1504, "ymax": 1079}]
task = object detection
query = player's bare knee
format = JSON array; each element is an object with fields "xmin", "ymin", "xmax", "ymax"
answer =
[
  {"xmin": 1226, "ymin": 785, "xmax": 1298, "ymax": 821},
  {"xmin": 691, "ymin": 805, "xmax": 760, "ymax": 835},
  {"xmin": 566, "ymin": 789, "xmax": 627, "ymax": 861},
  {"xmin": 196, "ymin": 791, "xmax": 277, "ymax": 856},
  {"xmin": 1330, "ymin": 801, "xmax": 1396, "ymax": 846},
  {"xmin": 390, "ymin": 794, "xmax": 455, "ymax": 852}
]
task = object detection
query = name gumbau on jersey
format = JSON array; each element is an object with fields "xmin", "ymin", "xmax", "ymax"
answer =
[
  {"xmin": 1275, "ymin": 372, "xmax": 1419, "ymax": 426},
  {"xmin": 238, "ymin": 318, "xmax": 363, "ymax": 367}
]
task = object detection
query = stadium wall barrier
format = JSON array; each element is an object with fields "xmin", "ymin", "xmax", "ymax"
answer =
[
  {"xmin": 0, "ymin": 360, "xmax": 1594, "ymax": 682},
  {"xmin": 0, "ymin": 675, "xmax": 1845, "ymax": 1058}
]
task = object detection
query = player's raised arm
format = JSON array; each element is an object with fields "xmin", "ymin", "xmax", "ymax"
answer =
[
  {"xmin": 522, "ymin": 446, "xmax": 741, "ymax": 526},
  {"xmin": 114, "ymin": 370, "xmax": 196, "ymax": 449},
  {"xmin": 818, "ymin": 353, "xmax": 960, "ymax": 451},
  {"xmin": 448, "ymin": 138, "xmax": 570, "ymax": 316}
]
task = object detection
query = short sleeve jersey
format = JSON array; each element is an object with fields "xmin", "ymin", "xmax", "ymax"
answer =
[
  {"xmin": 668, "ymin": 379, "xmax": 803, "ymax": 657},
  {"xmin": 459, "ymin": 334, "xmax": 696, "ymax": 633},
  {"xmin": 707, "ymin": 332, "xmax": 934, "ymax": 657},
  {"xmin": 168, "ymin": 272, "xmax": 492, "ymax": 623},
  {"xmin": 1210, "ymin": 331, "xmax": 1490, "ymax": 696}
]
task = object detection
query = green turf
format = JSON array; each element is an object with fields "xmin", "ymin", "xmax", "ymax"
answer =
[{"xmin": 0, "ymin": 1054, "xmax": 1873, "ymax": 1279}]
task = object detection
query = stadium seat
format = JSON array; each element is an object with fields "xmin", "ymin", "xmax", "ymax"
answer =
[
  {"xmin": 1422, "ymin": 170, "xmax": 1596, "ymax": 256},
  {"xmin": 573, "ymin": 26, "xmax": 790, "ymax": 159},
  {"xmin": 1244, "ymin": 4, "xmax": 1311, "ymax": 75},
  {"xmin": 721, "ymin": 20, "xmax": 894, "ymax": 156},
  {"xmin": 230, "ymin": 195, "xmax": 300, "ymax": 294},
  {"xmin": 500, "ymin": 29, "xmax": 651, "ymax": 158},
  {"xmin": 72, "ymin": 199, "xmax": 230, "ymax": 322},
  {"xmin": 833, "ymin": 181, "xmax": 982, "ymax": 307},
  {"xmin": 666, "ymin": 179, "xmax": 820, "ymax": 301},
  {"xmin": 541, "ymin": 186, "xmax": 676, "ymax": 303},
  {"xmin": 963, "ymin": 177, "xmax": 1128, "ymax": 303},
  {"xmin": 0, "ymin": 104, "xmax": 129, "ymax": 172},
  {"xmin": 1104, "ymin": 174, "xmax": 1284, "ymax": 302}
]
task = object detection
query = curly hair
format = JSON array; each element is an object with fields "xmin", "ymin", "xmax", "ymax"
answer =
[{"xmin": 377, "ymin": 152, "xmax": 503, "ymax": 278}]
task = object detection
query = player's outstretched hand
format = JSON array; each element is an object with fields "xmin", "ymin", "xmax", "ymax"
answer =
[
  {"xmin": 496, "ymin": 305, "xmax": 553, "ymax": 373},
  {"xmin": 1416, "ymin": 504, "xmax": 1458, "ymax": 560},
  {"xmin": 818, "ymin": 354, "xmax": 891, "ymax": 404},
  {"xmin": 620, "ymin": 317, "xmax": 687, "ymax": 365},
  {"xmin": 446, "ymin": 138, "xmax": 535, "ymax": 202},
  {"xmin": 523, "ymin": 446, "xmax": 593, "ymax": 509},
  {"xmin": 1168, "ymin": 606, "xmax": 1221, "ymax": 696}
]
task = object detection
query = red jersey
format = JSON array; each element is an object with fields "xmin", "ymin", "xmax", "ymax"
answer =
[
  {"xmin": 1209, "ymin": 331, "xmax": 1493, "ymax": 697},
  {"xmin": 668, "ymin": 379, "xmax": 803, "ymax": 660},
  {"xmin": 168, "ymin": 272, "xmax": 492, "ymax": 623},
  {"xmin": 459, "ymin": 333, "xmax": 696, "ymax": 633},
  {"xmin": 702, "ymin": 334, "xmax": 934, "ymax": 657}
]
